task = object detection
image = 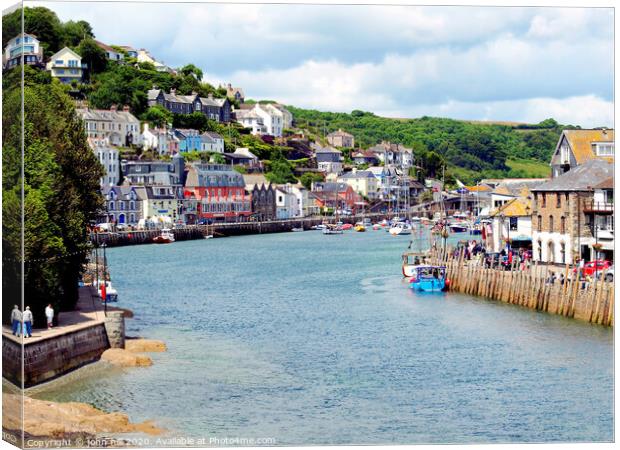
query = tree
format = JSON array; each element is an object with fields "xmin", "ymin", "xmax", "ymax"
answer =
[
  {"xmin": 172, "ymin": 112, "xmax": 209, "ymax": 131},
  {"xmin": 3, "ymin": 66, "xmax": 104, "ymax": 326},
  {"xmin": 62, "ymin": 20, "xmax": 94, "ymax": 47},
  {"xmin": 265, "ymin": 158, "xmax": 297, "ymax": 184},
  {"xmin": 180, "ymin": 64, "xmax": 203, "ymax": 81},
  {"xmin": 2, "ymin": 7, "xmax": 64, "ymax": 55},
  {"xmin": 76, "ymin": 38, "xmax": 108, "ymax": 75},
  {"xmin": 300, "ymin": 172, "xmax": 324, "ymax": 189},
  {"xmin": 142, "ymin": 106, "xmax": 172, "ymax": 128}
]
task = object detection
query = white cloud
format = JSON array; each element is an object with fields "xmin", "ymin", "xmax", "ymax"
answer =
[{"xmin": 31, "ymin": 1, "xmax": 614, "ymax": 127}]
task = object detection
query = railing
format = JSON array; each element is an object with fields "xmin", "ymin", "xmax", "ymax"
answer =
[{"xmin": 582, "ymin": 201, "xmax": 614, "ymax": 213}]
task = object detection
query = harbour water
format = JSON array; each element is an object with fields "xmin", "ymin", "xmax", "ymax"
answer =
[{"xmin": 35, "ymin": 230, "xmax": 613, "ymax": 444}]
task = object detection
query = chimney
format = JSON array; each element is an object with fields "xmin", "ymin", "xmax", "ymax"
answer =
[
  {"xmin": 170, "ymin": 88, "xmax": 176, "ymax": 95},
  {"xmin": 191, "ymin": 91, "xmax": 197, "ymax": 96},
  {"xmin": 110, "ymin": 104, "xmax": 117, "ymax": 112},
  {"xmin": 208, "ymin": 93, "xmax": 213, "ymax": 99},
  {"xmin": 227, "ymin": 83, "xmax": 232, "ymax": 89},
  {"xmin": 123, "ymin": 105, "xmax": 130, "ymax": 112}
]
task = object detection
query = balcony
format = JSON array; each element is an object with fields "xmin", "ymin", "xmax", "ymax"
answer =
[{"xmin": 582, "ymin": 201, "xmax": 614, "ymax": 214}]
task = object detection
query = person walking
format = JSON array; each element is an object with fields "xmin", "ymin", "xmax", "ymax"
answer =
[
  {"xmin": 10, "ymin": 305, "xmax": 21, "ymax": 336},
  {"xmin": 22, "ymin": 306, "xmax": 33, "ymax": 338},
  {"xmin": 45, "ymin": 304, "xmax": 54, "ymax": 330}
]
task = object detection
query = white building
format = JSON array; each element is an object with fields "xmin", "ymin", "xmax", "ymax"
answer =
[
  {"xmin": 489, "ymin": 197, "xmax": 533, "ymax": 253},
  {"xmin": 235, "ymin": 109, "xmax": 267, "ymax": 135},
  {"xmin": 136, "ymin": 49, "xmax": 173, "ymax": 72},
  {"xmin": 88, "ymin": 137, "xmax": 120, "ymax": 187},
  {"xmin": 3, "ymin": 33, "xmax": 44, "ymax": 70},
  {"xmin": 275, "ymin": 185, "xmax": 300, "ymax": 219},
  {"xmin": 271, "ymin": 104, "xmax": 293, "ymax": 130},
  {"xmin": 254, "ymin": 103, "xmax": 284, "ymax": 137},
  {"xmin": 142, "ymin": 124, "xmax": 179, "ymax": 155},
  {"xmin": 94, "ymin": 40, "xmax": 124, "ymax": 61},
  {"xmin": 46, "ymin": 47, "xmax": 85, "ymax": 83},
  {"xmin": 200, "ymin": 132, "xmax": 225, "ymax": 153},
  {"xmin": 78, "ymin": 106, "xmax": 142, "ymax": 147}
]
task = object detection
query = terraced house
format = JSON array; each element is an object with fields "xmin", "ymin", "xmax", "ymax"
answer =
[
  {"xmin": 531, "ymin": 159, "xmax": 614, "ymax": 265},
  {"xmin": 77, "ymin": 105, "xmax": 141, "ymax": 147},
  {"xmin": 184, "ymin": 164, "xmax": 251, "ymax": 223},
  {"xmin": 147, "ymin": 88, "xmax": 231, "ymax": 122}
]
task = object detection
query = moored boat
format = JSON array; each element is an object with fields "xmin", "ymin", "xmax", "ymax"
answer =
[
  {"xmin": 153, "ymin": 228, "xmax": 175, "ymax": 243},
  {"xmin": 341, "ymin": 223, "xmax": 354, "ymax": 230},
  {"xmin": 291, "ymin": 227, "xmax": 304, "ymax": 232},
  {"xmin": 389, "ymin": 222, "xmax": 412, "ymax": 236},
  {"xmin": 448, "ymin": 223, "xmax": 468, "ymax": 233},
  {"xmin": 323, "ymin": 224, "xmax": 344, "ymax": 235},
  {"xmin": 409, "ymin": 265, "xmax": 448, "ymax": 292},
  {"xmin": 354, "ymin": 222, "xmax": 366, "ymax": 232}
]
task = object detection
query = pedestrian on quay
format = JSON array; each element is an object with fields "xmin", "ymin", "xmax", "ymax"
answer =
[
  {"xmin": 10, "ymin": 305, "xmax": 21, "ymax": 336},
  {"xmin": 22, "ymin": 306, "xmax": 33, "ymax": 338},
  {"xmin": 558, "ymin": 273, "xmax": 565, "ymax": 285},
  {"xmin": 45, "ymin": 304, "xmax": 54, "ymax": 330}
]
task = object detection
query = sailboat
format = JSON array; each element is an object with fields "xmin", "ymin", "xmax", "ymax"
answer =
[{"xmin": 323, "ymin": 185, "xmax": 343, "ymax": 235}]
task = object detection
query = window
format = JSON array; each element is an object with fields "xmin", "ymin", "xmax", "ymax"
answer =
[
  {"xmin": 68, "ymin": 60, "xmax": 78, "ymax": 67},
  {"xmin": 560, "ymin": 216, "xmax": 566, "ymax": 234},
  {"xmin": 594, "ymin": 143, "xmax": 614, "ymax": 156},
  {"xmin": 549, "ymin": 215, "xmax": 554, "ymax": 232},
  {"xmin": 55, "ymin": 59, "xmax": 63, "ymax": 65},
  {"xmin": 541, "ymin": 193, "xmax": 546, "ymax": 208},
  {"xmin": 565, "ymin": 193, "xmax": 569, "ymax": 206},
  {"xmin": 556, "ymin": 194, "xmax": 561, "ymax": 208},
  {"xmin": 509, "ymin": 217, "xmax": 518, "ymax": 231}
]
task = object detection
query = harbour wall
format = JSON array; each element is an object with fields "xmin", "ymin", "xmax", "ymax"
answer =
[
  {"xmin": 3, "ymin": 323, "xmax": 109, "ymax": 388},
  {"xmin": 91, "ymin": 214, "xmax": 389, "ymax": 247},
  {"xmin": 435, "ymin": 251, "xmax": 614, "ymax": 326},
  {"xmin": 2, "ymin": 307, "xmax": 126, "ymax": 388}
]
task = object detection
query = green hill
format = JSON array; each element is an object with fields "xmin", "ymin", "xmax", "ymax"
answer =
[{"xmin": 288, "ymin": 107, "xmax": 575, "ymax": 184}]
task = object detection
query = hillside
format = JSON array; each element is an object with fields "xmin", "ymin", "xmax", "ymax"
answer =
[{"xmin": 288, "ymin": 107, "xmax": 577, "ymax": 183}]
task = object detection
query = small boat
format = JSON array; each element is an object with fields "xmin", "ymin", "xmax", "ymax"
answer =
[
  {"xmin": 153, "ymin": 228, "xmax": 175, "ymax": 243},
  {"xmin": 409, "ymin": 265, "xmax": 448, "ymax": 292},
  {"xmin": 354, "ymin": 224, "xmax": 366, "ymax": 232},
  {"xmin": 341, "ymin": 223, "xmax": 353, "ymax": 230},
  {"xmin": 448, "ymin": 223, "xmax": 468, "ymax": 233},
  {"xmin": 291, "ymin": 227, "xmax": 304, "ymax": 232},
  {"xmin": 312, "ymin": 224, "xmax": 328, "ymax": 230},
  {"xmin": 372, "ymin": 224, "xmax": 381, "ymax": 230},
  {"xmin": 323, "ymin": 224, "xmax": 344, "ymax": 235},
  {"xmin": 379, "ymin": 219, "xmax": 389, "ymax": 227},
  {"xmin": 96, "ymin": 280, "xmax": 118, "ymax": 302},
  {"xmin": 204, "ymin": 234, "xmax": 214, "ymax": 239},
  {"xmin": 389, "ymin": 222, "xmax": 412, "ymax": 236},
  {"xmin": 402, "ymin": 252, "xmax": 427, "ymax": 277}
]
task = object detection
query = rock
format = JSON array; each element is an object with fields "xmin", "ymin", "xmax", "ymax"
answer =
[
  {"xmin": 100, "ymin": 348, "xmax": 152, "ymax": 367},
  {"xmin": 2, "ymin": 394, "xmax": 163, "ymax": 437},
  {"xmin": 125, "ymin": 339, "xmax": 167, "ymax": 353}
]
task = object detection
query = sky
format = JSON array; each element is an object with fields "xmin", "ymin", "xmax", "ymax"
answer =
[{"xmin": 30, "ymin": 0, "xmax": 614, "ymax": 127}]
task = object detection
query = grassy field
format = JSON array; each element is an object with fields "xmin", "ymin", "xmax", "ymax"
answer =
[{"xmin": 506, "ymin": 158, "xmax": 551, "ymax": 178}]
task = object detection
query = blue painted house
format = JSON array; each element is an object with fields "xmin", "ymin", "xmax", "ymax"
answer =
[{"xmin": 174, "ymin": 128, "xmax": 202, "ymax": 152}]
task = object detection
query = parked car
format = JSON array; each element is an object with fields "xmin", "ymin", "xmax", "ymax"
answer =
[
  {"xmin": 574, "ymin": 260, "xmax": 612, "ymax": 278},
  {"xmin": 483, "ymin": 252, "xmax": 509, "ymax": 269},
  {"xmin": 596, "ymin": 265, "xmax": 614, "ymax": 282}
]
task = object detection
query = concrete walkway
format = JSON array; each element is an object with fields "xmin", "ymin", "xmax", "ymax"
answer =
[{"xmin": 2, "ymin": 286, "xmax": 107, "ymax": 344}]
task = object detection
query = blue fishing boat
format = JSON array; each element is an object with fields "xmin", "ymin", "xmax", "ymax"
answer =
[{"xmin": 408, "ymin": 265, "xmax": 448, "ymax": 292}]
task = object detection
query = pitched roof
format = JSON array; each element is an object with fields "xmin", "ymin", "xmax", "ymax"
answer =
[
  {"xmin": 339, "ymin": 171, "xmax": 375, "ymax": 179},
  {"xmin": 492, "ymin": 179, "xmax": 547, "ymax": 196},
  {"xmin": 77, "ymin": 108, "xmax": 139, "ymax": 123},
  {"xmin": 561, "ymin": 129, "xmax": 614, "ymax": 164},
  {"xmin": 490, "ymin": 197, "xmax": 532, "ymax": 217},
  {"xmin": 49, "ymin": 46, "xmax": 82, "ymax": 61},
  {"xmin": 532, "ymin": 159, "xmax": 613, "ymax": 192},
  {"xmin": 327, "ymin": 129, "xmax": 354, "ymax": 138}
]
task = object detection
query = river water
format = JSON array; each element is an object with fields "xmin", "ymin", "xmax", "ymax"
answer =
[{"xmin": 36, "ymin": 230, "xmax": 613, "ymax": 444}]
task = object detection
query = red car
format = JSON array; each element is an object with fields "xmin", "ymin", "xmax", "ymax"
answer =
[{"xmin": 574, "ymin": 260, "xmax": 612, "ymax": 277}]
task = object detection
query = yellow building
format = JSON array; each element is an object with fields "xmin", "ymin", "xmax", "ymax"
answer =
[{"xmin": 337, "ymin": 170, "xmax": 379, "ymax": 200}]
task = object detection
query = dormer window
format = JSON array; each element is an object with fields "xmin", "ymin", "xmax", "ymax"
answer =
[{"xmin": 594, "ymin": 143, "xmax": 614, "ymax": 156}]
